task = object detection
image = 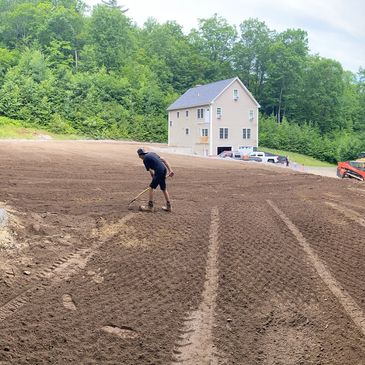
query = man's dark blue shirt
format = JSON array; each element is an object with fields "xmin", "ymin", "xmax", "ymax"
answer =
[{"xmin": 143, "ymin": 152, "xmax": 166, "ymax": 175}]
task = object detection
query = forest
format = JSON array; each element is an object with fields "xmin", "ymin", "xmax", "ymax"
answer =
[{"xmin": 0, "ymin": 0, "xmax": 364, "ymax": 162}]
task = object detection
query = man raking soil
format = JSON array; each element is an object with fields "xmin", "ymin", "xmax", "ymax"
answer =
[{"xmin": 137, "ymin": 148, "xmax": 174, "ymax": 212}]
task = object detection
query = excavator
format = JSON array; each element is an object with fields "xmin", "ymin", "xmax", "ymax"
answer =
[{"xmin": 337, "ymin": 152, "xmax": 365, "ymax": 181}]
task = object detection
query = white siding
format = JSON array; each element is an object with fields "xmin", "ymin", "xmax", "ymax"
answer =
[{"xmin": 168, "ymin": 78, "xmax": 259, "ymax": 156}]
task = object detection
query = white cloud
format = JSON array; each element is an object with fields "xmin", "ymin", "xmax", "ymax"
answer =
[{"xmin": 85, "ymin": 0, "xmax": 364, "ymax": 72}]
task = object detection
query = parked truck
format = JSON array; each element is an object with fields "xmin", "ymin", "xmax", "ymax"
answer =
[{"xmin": 249, "ymin": 151, "xmax": 279, "ymax": 163}]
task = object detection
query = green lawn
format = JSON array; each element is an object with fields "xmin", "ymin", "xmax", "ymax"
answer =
[
  {"xmin": 259, "ymin": 147, "xmax": 335, "ymax": 167},
  {"xmin": 0, "ymin": 121, "xmax": 83, "ymax": 140}
]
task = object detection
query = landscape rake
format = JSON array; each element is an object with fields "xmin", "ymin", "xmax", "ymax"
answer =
[{"xmin": 127, "ymin": 187, "xmax": 150, "ymax": 210}]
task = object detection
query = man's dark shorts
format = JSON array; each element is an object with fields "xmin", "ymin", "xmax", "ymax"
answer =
[{"xmin": 150, "ymin": 169, "xmax": 167, "ymax": 190}]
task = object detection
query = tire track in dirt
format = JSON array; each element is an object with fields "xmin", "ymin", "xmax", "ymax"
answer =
[
  {"xmin": 172, "ymin": 206, "xmax": 221, "ymax": 364},
  {"xmin": 325, "ymin": 201, "xmax": 365, "ymax": 227},
  {"xmin": 0, "ymin": 213, "xmax": 135, "ymax": 323},
  {"xmin": 324, "ymin": 193, "xmax": 365, "ymax": 212},
  {"xmin": 0, "ymin": 249, "xmax": 87, "ymax": 322},
  {"xmin": 347, "ymin": 186, "xmax": 365, "ymax": 196},
  {"xmin": 267, "ymin": 200, "xmax": 365, "ymax": 337}
]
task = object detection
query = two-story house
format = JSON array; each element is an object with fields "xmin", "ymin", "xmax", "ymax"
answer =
[{"xmin": 167, "ymin": 77, "xmax": 260, "ymax": 156}]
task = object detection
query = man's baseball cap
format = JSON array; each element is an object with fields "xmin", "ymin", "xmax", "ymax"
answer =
[{"xmin": 137, "ymin": 148, "xmax": 147, "ymax": 156}]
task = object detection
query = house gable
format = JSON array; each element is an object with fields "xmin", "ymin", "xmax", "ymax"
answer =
[
  {"xmin": 167, "ymin": 77, "xmax": 260, "ymax": 111},
  {"xmin": 212, "ymin": 77, "xmax": 260, "ymax": 108}
]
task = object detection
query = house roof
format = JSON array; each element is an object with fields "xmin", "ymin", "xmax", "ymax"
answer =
[{"xmin": 167, "ymin": 77, "xmax": 260, "ymax": 111}]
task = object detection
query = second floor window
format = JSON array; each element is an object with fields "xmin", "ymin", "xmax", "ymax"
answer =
[
  {"xmin": 243, "ymin": 128, "xmax": 251, "ymax": 139},
  {"xmin": 216, "ymin": 107, "xmax": 222, "ymax": 118},
  {"xmin": 249, "ymin": 110, "xmax": 254, "ymax": 121},
  {"xmin": 197, "ymin": 108, "xmax": 204, "ymax": 119},
  {"xmin": 233, "ymin": 89, "xmax": 239, "ymax": 100},
  {"xmin": 177, "ymin": 111, "xmax": 180, "ymax": 118},
  {"xmin": 219, "ymin": 128, "xmax": 228, "ymax": 139},
  {"xmin": 185, "ymin": 128, "xmax": 190, "ymax": 135},
  {"xmin": 186, "ymin": 110, "xmax": 189, "ymax": 117},
  {"xmin": 201, "ymin": 128, "xmax": 208, "ymax": 137}
]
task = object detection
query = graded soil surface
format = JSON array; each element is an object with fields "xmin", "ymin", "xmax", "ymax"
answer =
[{"xmin": 0, "ymin": 141, "xmax": 364, "ymax": 365}]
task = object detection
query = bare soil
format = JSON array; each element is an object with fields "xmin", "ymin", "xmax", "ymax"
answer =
[{"xmin": 0, "ymin": 141, "xmax": 364, "ymax": 365}]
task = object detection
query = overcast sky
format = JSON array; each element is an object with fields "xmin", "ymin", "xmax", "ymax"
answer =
[{"xmin": 85, "ymin": 0, "xmax": 364, "ymax": 73}]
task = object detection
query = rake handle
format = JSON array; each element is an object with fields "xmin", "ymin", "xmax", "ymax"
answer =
[
  {"xmin": 128, "ymin": 175, "xmax": 172, "ymax": 205},
  {"xmin": 128, "ymin": 187, "xmax": 150, "ymax": 205}
]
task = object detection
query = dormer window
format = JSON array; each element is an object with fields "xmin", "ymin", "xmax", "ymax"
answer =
[{"xmin": 233, "ymin": 89, "xmax": 239, "ymax": 100}]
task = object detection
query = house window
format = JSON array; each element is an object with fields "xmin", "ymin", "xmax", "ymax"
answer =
[
  {"xmin": 216, "ymin": 107, "xmax": 222, "ymax": 119},
  {"xmin": 219, "ymin": 128, "xmax": 228, "ymax": 139},
  {"xmin": 177, "ymin": 111, "xmax": 180, "ymax": 118},
  {"xmin": 197, "ymin": 108, "xmax": 204, "ymax": 119},
  {"xmin": 243, "ymin": 128, "xmax": 251, "ymax": 139},
  {"xmin": 186, "ymin": 110, "xmax": 189, "ymax": 117},
  {"xmin": 249, "ymin": 110, "xmax": 254, "ymax": 121},
  {"xmin": 185, "ymin": 128, "xmax": 190, "ymax": 135},
  {"xmin": 201, "ymin": 128, "xmax": 208, "ymax": 137},
  {"xmin": 233, "ymin": 89, "xmax": 239, "ymax": 100},
  {"xmin": 169, "ymin": 121, "xmax": 173, "ymax": 127}
]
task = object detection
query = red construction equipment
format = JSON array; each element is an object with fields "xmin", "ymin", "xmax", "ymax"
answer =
[
  {"xmin": 337, "ymin": 160, "xmax": 365, "ymax": 181},
  {"xmin": 356, "ymin": 152, "xmax": 365, "ymax": 162}
]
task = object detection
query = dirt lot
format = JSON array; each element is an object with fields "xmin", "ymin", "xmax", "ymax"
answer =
[{"xmin": 0, "ymin": 141, "xmax": 364, "ymax": 365}]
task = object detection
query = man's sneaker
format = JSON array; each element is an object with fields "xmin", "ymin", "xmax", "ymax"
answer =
[
  {"xmin": 139, "ymin": 202, "xmax": 154, "ymax": 212},
  {"xmin": 162, "ymin": 202, "xmax": 172, "ymax": 212}
]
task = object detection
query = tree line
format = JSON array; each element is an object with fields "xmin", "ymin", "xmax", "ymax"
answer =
[{"xmin": 0, "ymin": 0, "xmax": 364, "ymax": 161}]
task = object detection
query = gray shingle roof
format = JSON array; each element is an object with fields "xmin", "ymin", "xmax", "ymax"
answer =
[{"xmin": 167, "ymin": 77, "xmax": 237, "ymax": 111}]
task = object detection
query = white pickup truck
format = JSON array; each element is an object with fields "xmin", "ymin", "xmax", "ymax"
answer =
[{"xmin": 249, "ymin": 151, "xmax": 279, "ymax": 163}]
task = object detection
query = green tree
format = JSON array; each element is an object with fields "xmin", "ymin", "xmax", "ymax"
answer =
[
  {"xmin": 0, "ymin": 2, "xmax": 50, "ymax": 47},
  {"xmin": 233, "ymin": 18, "xmax": 273, "ymax": 99},
  {"xmin": 0, "ymin": 0, "xmax": 85, "ymax": 58},
  {"xmin": 87, "ymin": 4, "xmax": 133, "ymax": 71},
  {"xmin": 340, "ymin": 70, "xmax": 361, "ymax": 132},
  {"xmin": 354, "ymin": 68, "xmax": 365, "ymax": 134},
  {"xmin": 189, "ymin": 14, "xmax": 236, "ymax": 80},
  {"xmin": 293, "ymin": 56, "xmax": 345, "ymax": 133},
  {"xmin": 0, "ymin": 48, "xmax": 18, "ymax": 85},
  {"xmin": 37, "ymin": 4, "xmax": 84, "ymax": 48},
  {"xmin": 100, "ymin": 0, "xmax": 128, "ymax": 12},
  {"xmin": 0, "ymin": 48, "xmax": 55, "ymax": 124},
  {"xmin": 263, "ymin": 29, "xmax": 309, "ymax": 122},
  {"xmin": 138, "ymin": 19, "xmax": 207, "ymax": 93}
]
